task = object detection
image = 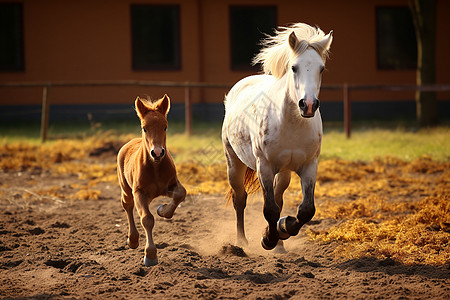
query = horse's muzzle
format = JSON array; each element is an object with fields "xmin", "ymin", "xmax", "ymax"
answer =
[{"xmin": 299, "ymin": 96, "xmax": 320, "ymax": 118}]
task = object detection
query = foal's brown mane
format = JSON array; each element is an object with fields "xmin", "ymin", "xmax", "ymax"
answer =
[
  {"xmin": 135, "ymin": 95, "xmax": 171, "ymax": 120},
  {"xmin": 136, "ymin": 97, "xmax": 166, "ymax": 114}
]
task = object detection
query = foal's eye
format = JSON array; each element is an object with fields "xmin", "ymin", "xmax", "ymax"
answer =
[
  {"xmin": 291, "ymin": 65, "xmax": 298, "ymax": 73},
  {"xmin": 164, "ymin": 126, "xmax": 167, "ymax": 131},
  {"xmin": 142, "ymin": 128, "xmax": 147, "ymax": 133}
]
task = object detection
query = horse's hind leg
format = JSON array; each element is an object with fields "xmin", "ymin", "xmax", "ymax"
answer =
[
  {"xmin": 157, "ymin": 180, "xmax": 186, "ymax": 219},
  {"xmin": 121, "ymin": 192, "xmax": 139, "ymax": 249},
  {"xmin": 134, "ymin": 191, "xmax": 158, "ymax": 266},
  {"xmin": 224, "ymin": 141, "xmax": 248, "ymax": 247}
]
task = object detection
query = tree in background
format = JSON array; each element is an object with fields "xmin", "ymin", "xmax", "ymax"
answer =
[{"xmin": 409, "ymin": 0, "xmax": 438, "ymax": 126}]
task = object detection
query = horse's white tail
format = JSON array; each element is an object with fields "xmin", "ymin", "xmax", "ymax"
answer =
[{"xmin": 225, "ymin": 168, "xmax": 260, "ymax": 205}]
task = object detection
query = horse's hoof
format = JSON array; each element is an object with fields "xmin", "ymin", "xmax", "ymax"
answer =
[
  {"xmin": 261, "ymin": 237, "xmax": 277, "ymax": 251},
  {"xmin": 144, "ymin": 256, "xmax": 158, "ymax": 267},
  {"xmin": 277, "ymin": 217, "xmax": 291, "ymax": 240}
]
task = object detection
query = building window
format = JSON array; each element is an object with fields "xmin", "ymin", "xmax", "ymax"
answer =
[
  {"xmin": 130, "ymin": 5, "xmax": 180, "ymax": 70},
  {"xmin": 0, "ymin": 3, "xmax": 24, "ymax": 71},
  {"xmin": 376, "ymin": 7, "xmax": 417, "ymax": 70},
  {"xmin": 229, "ymin": 6, "xmax": 277, "ymax": 70}
]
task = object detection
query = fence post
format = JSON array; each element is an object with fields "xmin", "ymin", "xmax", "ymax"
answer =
[
  {"xmin": 40, "ymin": 84, "xmax": 50, "ymax": 143},
  {"xmin": 343, "ymin": 83, "xmax": 351, "ymax": 139},
  {"xmin": 184, "ymin": 84, "xmax": 192, "ymax": 136}
]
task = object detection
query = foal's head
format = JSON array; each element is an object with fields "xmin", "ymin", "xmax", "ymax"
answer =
[{"xmin": 135, "ymin": 95, "xmax": 170, "ymax": 163}]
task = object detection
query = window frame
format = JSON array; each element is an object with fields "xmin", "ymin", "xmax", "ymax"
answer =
[
  {"xmin": 130, "ymin": 4, "xmax": 181, "ymax": 71},
  {"xmin": 0, "ymin": 3, "xmax": 25, "ymax": 72},
  {"xmin": 229, "ymin": 5, "xmax": 277, "ymax": 71},
  {"xmin": 375, "ymin": 6, "xmax": 418, "ymax": 70}
]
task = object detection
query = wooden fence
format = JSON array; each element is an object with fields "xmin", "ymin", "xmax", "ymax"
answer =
[{"xmin": 1, "ymin": 81, "xmax": 449, "ymax": 142}]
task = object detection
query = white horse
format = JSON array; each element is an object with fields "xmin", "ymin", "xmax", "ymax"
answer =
[{"xmin": 222, "ymin": 23, "xmax": 333, "ymax": 251}]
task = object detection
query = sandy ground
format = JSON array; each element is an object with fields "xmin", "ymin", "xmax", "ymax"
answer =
[{"xmin": 0, "ymin": 169, "xmax": 449, "ymax": 300}]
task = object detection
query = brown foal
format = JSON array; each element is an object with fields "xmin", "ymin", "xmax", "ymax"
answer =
[{"xmin": 117, "ymin": 95, "xmax": 186, "ymax": 266}]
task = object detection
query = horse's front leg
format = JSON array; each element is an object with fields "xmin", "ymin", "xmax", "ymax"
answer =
[
  {"xmin": 272, "ymin": 171, "xmax": 292, "ymax": 253},
  {"xmin": 134, "ymin": 190, "xmax": 158, "ymax": 266},
  {"xmin": 157, "ymin": 180, "xmax": 186, "ymax": 219},
  {"xmin": 278, "ymin": 161, "xmax": 317, "ymax": 238},
  {"xmin": 258, "ymin": 158, "xmax": 280, "ymax": 250}
]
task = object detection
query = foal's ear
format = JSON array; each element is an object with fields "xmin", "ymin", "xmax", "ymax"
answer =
[
  {"xmin": 135, "ymin": 96, "xmax": 149, "ymax": 119},
  {"xmin": 157, "ymin": 94, "xmax": 171, "ymax": 116},
  {"xmin": 289, "ymin": 31, "xmax": 299, "ymax": 52}
]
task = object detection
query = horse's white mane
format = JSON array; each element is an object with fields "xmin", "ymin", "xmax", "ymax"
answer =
[{"xmin": 253, "ymin": 23, "xmax": 332, "ymax": 79}]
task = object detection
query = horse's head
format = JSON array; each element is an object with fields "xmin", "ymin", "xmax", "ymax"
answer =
[
  {"xmin": 135, "ymin": 95, "xmax": 170, "ymax": 163},
  {"xmin": 288, "ymin": 30, "xmax": 333, "ymax": 118}
]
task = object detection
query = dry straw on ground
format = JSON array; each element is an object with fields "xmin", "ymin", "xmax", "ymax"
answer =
[{"xmin": 0, "ymin": 137, "xmax": 448, "ymax": 266}]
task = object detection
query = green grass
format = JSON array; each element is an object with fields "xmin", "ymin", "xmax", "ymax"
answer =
[
  {"xmin": 168, "ymin": 123, "xmax": 450, "ymax": 163},
  {"xmin": 1, "ymin": 120, "xmax": 448, "ymax": 162},
  {"xmin": 168, "ymin": 131, "xmax": 223, "ymax": 164},
  {"xmin": 321, "ymin": 127, "xmax": 449, "ymax": 161}
]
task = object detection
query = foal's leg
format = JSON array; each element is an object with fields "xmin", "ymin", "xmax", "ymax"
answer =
[
  {"xmin": 224, "ymin": 141, "xmax": 248, "ymax": 246},
  {"xmin": 258, "ymin": 158, "xmax": 280, "ymax": 250},
  {"xmin": 157, "ymin": 180, "xmax": 186, "ymax": 219},
  {"xmin": 121, "ymin": 192, "xmax": 139, "ymax": 249},
  {"xmin": 134, "ymin": 191, "xmax": 158, "ymax": 266},
  {"xmin": 273, "ymin": 171, "xmax": 291, "ymax": 253},
  {"xmin": 278, "ymin": 160, "xmax": 318, "ymax": 238}
]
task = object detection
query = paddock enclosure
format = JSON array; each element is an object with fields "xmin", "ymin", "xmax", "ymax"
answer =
[
  {"xmin": 0, "ymin": 132, "xmax": 448, "ymax": 299},
  {"xmin": 1, "ymin": 1, "xmax": 450, "ymax": 298}
]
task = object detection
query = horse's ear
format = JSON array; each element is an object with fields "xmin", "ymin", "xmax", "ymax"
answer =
[
  {"xmin": 157, "ymin": 94, "xmax": 171, "ymax": 116},
  {"xmin": 319, "ymin": 30, "xmax": 333, "ymax": 51},
  {"xmin": 135, "ymin": 96, "xmax": 149, "ymax": 119},
  {"xmin": 289, "ymin": 31, "xmax": 299, "ymax": 52}
]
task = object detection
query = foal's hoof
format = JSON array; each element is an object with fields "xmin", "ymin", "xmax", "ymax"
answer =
[
  {"xmin": 277, "ymin": 217, "xmax": 291, "ymax": 240},
  {"xmin": 157, "ymin": 204, "xmax": 174, "ymax": 219},
  {"xmin": 237, "ymin": 236, "xmax": 249, "ymax": 248},
  {"xmin": 127, "ymin": 238, "xmax": 139, "ymax": 249},
  {"xmin": 144, "ymin": 256, "xmax": 158, "ymax": 267},
  {"xmin": 156, "ymin": 205, "xmax": 165, "ymax": 217}
]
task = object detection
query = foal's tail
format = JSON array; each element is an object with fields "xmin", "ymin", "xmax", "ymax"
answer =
[{"xmin": 225, "ymin": 168, "xmax": 260, "ymax": 205}]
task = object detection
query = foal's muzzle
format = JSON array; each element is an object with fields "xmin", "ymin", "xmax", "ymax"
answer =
[
  {"xmin": 299, "ymin": 96, "xmax": 320, "ymax": 118},
  {"xmin": 151, "ymin": 147, "xmax": 165, "ymax": 161}
]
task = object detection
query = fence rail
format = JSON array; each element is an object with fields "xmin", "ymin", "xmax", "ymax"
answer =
[
  {"xmin": 1, "ymin": 81, "xmax": 449, "ymax": 142},
  {"xmin": 0, "ymin": 80, "xmax": 233, "ymax": 89}
]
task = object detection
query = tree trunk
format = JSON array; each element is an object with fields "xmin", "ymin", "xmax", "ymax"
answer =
[{"xmin": 409, "ymin": 0, "xmax": 438, "ymax": 126}]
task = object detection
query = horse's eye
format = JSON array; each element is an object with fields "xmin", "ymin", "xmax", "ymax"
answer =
[
  {"xmin": 164, "ymin": 126, "xmax": 167, "ymax": 131},
  {"xmin": 291, "ymin": 65, "xmax": 298, "ymax": 73},
  {"xmin": 142, "ymin": 128, "xmax": 147, "ymax": 133},
  {"xmin": 320, "ymin": 66, "xmax": 325, "ymax": 74}
]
